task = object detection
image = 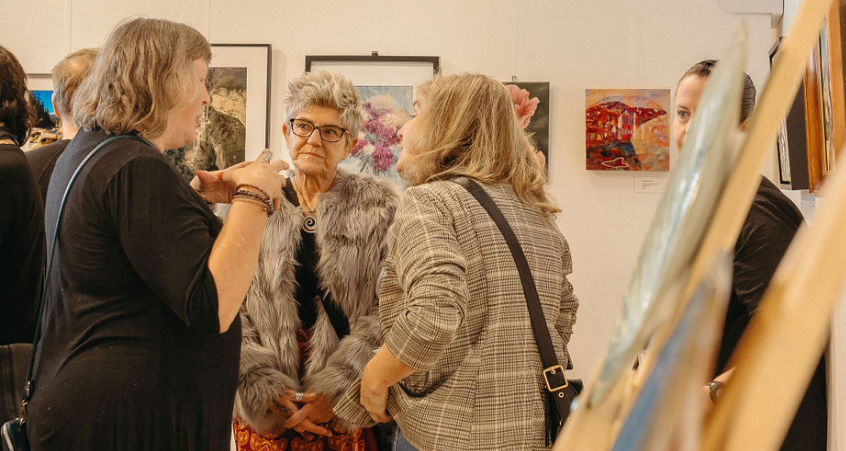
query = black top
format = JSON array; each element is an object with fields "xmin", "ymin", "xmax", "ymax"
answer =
[
  {"xmin": 283, "ymin": 181, "xmax": 350, "ymax": 337},
  {"xmin": 0, "ymin": 141, "xmax": 45, "ymax": 345},
  {"xmin": 25, "ymin": 138, "xmax": 70, "ymax": 206},
  {"xmin": 716, "ymin": 176, "xmax": 804, "ymax": 372},
  {"xmin": 717, "ymin": 176, "xmax": 826, "ymax": 451},
  {"xmin": 284, "ymin": 182, "xmax": 321, "ymax": 330},
  {"xmin": 27, "ymin": 129, "xmax": 241, "ymax": 451}
]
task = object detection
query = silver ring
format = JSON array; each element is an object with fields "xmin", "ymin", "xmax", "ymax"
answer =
[
  {"xmin": 295, "ymin": 392, "xmax": 303, "ymax": 402},
  {"xmin": 259, "ymin": 149, "xmax": 273, "ymax": 163}
]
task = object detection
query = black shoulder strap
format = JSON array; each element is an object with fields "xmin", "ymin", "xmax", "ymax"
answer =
[
  {"xmin": 453, "ymin": 177, "xmax": 574, "ymax": 427},
  {"xmin": 19, "ymin": 134, "xmax": 147, "ymax": 419}
]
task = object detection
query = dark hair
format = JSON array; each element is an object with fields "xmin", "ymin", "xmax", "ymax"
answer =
[
  {"xmin": 0, "ymin": 46, "xmax": 36, "ymax": 143},
  {"xmin": 680, "ymin": 59, "xmax": 757, "ymax": 124}
]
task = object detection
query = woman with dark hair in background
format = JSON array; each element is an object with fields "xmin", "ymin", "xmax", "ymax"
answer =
[
  {"xmin": 674, "ymin": 59, "xmax": 827, "ymax": 451},
  {"xmin": 0, "ymin": 45, "xmax": 46, "ymax": 423}
]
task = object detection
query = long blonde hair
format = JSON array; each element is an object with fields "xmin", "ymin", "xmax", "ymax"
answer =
[
  {"xmin": 73, "ymin": 18, "xmax": 211, "ymax": 139},
  {"xmin": 404, "ymin": 73, "xmax": 559, "ymax": 216}
]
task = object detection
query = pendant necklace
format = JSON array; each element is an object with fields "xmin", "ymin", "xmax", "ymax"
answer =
[
  {"xmin": 302, "ymin": 208, "xmax": 317, "ymax": 234},
  {"xmin": 294, "ymin": 181, "xmax": 318, "ymax": 234}
]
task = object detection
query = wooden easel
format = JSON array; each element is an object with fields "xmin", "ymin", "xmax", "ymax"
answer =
[{"xmin": 553, "ymin": 0, "xmax": 836, "ymax": 449}]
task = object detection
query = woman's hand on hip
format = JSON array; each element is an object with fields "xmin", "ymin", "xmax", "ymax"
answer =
[{"xmin": 360, "ymin": 360, "xmax": 393, "ymax": 423}]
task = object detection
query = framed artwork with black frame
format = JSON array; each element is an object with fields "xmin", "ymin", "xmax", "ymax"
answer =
[
  {"xmin": 304, "ymin": 54, "xmax": 439, "ymax": 192},
  {"xmin": 166, "ymin": 43, "xmax": 272, "ymax": 183}
]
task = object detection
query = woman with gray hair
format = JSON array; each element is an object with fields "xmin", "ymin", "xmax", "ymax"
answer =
[
  {"xmin": 26, "ymin": 18, "xmax": 286, "ymax": 451},
  {"xmin": 228, "ymin": 71, "xmax": 397, "ymax": 451}
]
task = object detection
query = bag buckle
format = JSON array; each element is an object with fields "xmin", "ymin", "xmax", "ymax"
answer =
[{"xmin": 543, "ymin": 364, "xmax": 568, "ymax": 392}]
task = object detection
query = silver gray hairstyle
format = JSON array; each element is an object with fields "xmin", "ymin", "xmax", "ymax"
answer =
[{"xmin": 283, "ymin": 71, "xmax": 362, "ymax": 142}]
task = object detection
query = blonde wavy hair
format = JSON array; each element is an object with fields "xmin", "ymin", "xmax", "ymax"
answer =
[
  {"xmin": 403, "ymin": 73, "xmax": 559, "ymax": 216},
  {"xmin": 73, "ymin": 17, "xmax": 211, "ymax": 139}
]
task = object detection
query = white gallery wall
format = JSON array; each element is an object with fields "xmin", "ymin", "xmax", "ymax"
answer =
[
  {"xmin": 4, "ymin": 0, "xmax": 839, "ymax": 446},
  {"xmin": 2, "ymin": 0, "xmax": 775, "ymax": 377}
]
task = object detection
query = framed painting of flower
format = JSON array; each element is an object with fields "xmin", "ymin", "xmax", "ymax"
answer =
[
  {"xmin": 502, "ymin": 82, "xmax": 550, "ymax": 168},
  {"xmin": 306, "ymin": 54, "xmax": 440, "ymax": 193},
  {"xmin": 338, "ymin": 86, "xmax": 412, "ymax": 188}
]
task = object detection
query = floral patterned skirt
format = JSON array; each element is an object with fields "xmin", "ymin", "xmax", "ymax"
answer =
[{"xmin": 233, "ymin": 418, "xmax": 375, "ymax": 451}]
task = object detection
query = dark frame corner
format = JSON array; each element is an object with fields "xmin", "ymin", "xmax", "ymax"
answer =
[
  {"xmin": 210, "ymin": 43, "xmax": 273, "ymax": 147},
  {"xmin": 304, "ymin": 54, "xmax": 440, "ymax": 76}
]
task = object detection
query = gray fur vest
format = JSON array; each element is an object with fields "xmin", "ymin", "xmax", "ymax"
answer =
[{"xmin": 219, "ymin": 170, "xmax": 398, "ymax": 433}]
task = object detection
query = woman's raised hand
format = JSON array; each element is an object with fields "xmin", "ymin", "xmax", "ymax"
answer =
[{"xmin": 191, "ymin": 149, "xmax": 288, "ymax": 205}]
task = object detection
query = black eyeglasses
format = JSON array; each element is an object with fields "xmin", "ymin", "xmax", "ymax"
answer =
[{"xmin": 288, "ymin": 118, "xmax": 348, "ymax": 143}]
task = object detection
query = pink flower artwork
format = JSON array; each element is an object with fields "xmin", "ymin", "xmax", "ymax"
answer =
[
  {"xmin": 505, "ymin": 84, "xmax": 540, "ymax": 129},
  {"xmin": 339, "ymin": 86, "xmax": 412, "ymax": 191}
]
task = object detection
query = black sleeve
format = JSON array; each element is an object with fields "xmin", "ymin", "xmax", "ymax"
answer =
[
  {"xmin": 732, "ymin": 203, "xmax": 799, "ymax": 315},
  {"xmin": 105, "ymin": 154, "xmax": 221, "ymax": 332}
]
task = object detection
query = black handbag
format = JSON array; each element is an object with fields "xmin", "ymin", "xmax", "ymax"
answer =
[
  {"xmin": 454, "ymin": 177, "xmax": 582, "ymax": 445},
  {"xmin": 1, "ymin": 135, "xmax": 145, "ymax": 451}
]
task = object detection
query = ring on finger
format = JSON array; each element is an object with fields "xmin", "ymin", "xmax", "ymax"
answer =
[
  {"xmin": 259, "ymin": 149, "xmax": 273, "ymax": 163},
  {"xmin": 295, "ymin": 392, "xmax": 304, "ymax": 402}
]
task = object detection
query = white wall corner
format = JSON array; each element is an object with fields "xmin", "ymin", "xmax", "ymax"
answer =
[{"xmin": 718, "ymin": 0, "xmax": 784, "ymax": 17}]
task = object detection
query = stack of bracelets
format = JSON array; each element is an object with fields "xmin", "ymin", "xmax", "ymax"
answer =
[{"xmin": 232, "ymin": 184, "xmax": 275, "ymax": 217}]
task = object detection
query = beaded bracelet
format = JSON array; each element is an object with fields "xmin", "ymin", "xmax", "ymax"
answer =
[
  {"xmin": 232, "ymin": 189, "xmax": 275, "ymax": 217},
  {"xmin": 235, "ymin": 184, "xmax": 271, "ymax": 201},
  {"xmin": 231, "ymin": 196, "xmax": 273, "ymax": 217}
]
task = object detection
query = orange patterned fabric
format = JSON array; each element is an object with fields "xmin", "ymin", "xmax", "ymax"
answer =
[
  {"xmin": 233, "ymin": 330, "xmax": 374, "ymax": 451},
  {"xmin": 233, "ymin": 418, "xmax": 369, "ymax": 451}
]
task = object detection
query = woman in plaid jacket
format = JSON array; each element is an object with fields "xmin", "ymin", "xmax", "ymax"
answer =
[{"xmin": 335, "ymin": 73, "xmax": 579, "ymax": 450}]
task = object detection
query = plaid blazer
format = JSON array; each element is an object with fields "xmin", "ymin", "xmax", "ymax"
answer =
[{"xmin": 336, "ymin": 180, "xmax": 578, "ymax": 450}]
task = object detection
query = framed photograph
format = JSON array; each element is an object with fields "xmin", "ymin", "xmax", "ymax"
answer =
[
  {"xmin": 585, "ymin": 88, "xmax": 671, "ymax": 171},
  {"xmin": 305, "ymin": 54, "xmax": 439, "ymax": 192},
  {"xmin": 165, "ymin": 44, "xmax": 271, "ymax": 183},
  {"xmin": 502, "ymin": 82, "xmax": 550, "ymax": 168},
  {"xmin": 24, "ymin": 73, "xmax": 61, "ymax": 150}
]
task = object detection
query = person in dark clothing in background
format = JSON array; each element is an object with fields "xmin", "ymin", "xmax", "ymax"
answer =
[
  {"xmin": 674, "ymin": 59, "xmax": 827, "ymax": 451},
  {"xmin": 0, "ymin": 45, "xmax": 47, "ymax": 422},
  {"xmin": 26, "ymin": 48, "xmax": 97, "ymax": 206}
]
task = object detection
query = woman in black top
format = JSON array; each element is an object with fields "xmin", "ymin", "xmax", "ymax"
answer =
[
  {"xmin": 0, "ymin": 45, "xmax": 46, "ymax": 422},
  {"xmin": 26, "ymin": 18, "xmax": 287, "ymax": 451},
  {"xmin": 674, "ymin": 60, "xmax": 827, "ymax": 451}
]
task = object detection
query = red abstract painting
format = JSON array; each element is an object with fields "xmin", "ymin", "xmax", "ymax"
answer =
[{"xmin": 586, "ymin": 89, "xmax": 671, "ymax": 171}]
